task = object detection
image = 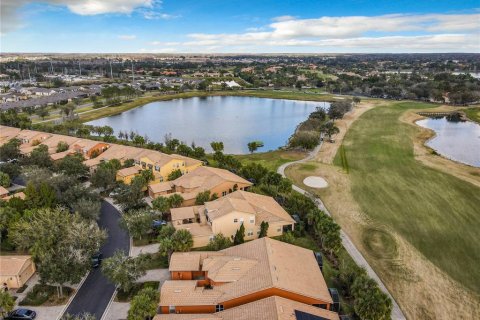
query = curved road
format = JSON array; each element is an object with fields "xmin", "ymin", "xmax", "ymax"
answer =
[
  {"xmin": 62, "ymin": 200, "xmax": 129, "ymax": 320},
  {"xmin": 278, "ymin": 144, "xmax": 406, "ymax": 320}
]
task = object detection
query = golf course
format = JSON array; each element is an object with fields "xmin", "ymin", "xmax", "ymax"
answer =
[{"xmin": 286, "ymin": 100, "xmax": 480, "ymax": 319}]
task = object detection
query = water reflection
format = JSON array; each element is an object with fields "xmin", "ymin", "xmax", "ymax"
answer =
[{"xmin": 87, "ymin": 96, "xmax": 327, "ymax": 154}]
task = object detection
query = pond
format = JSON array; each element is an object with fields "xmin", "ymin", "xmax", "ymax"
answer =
[
  {"xmin": 86, "ymin": 96, "xmax": 328, "ymax": 154},
  {"xmin": 416, "ymin": 117, "xmax": 480, "ymax": 167}
]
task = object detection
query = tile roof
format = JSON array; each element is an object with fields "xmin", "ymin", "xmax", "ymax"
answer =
[
  {"xmin": 149, "ymin": 181, "xmax": 173, "ymax": 193},
  {"xmin": 205, "ymin": 191, "xmax": 295, "ymax": 225},
  {"xmin": 154, "ymin": 296, "xmax": 340, "ymax": 320},
  {"xmin": 174, "ymin": 166, "xmax": 252, "ymax": 190},
  {"xmin": 0, "ymin": 186, "xmax": 9, "ymax": 196},
  {"xmin": 0, "ymin": 256, "xmax": 33, "ymax": 276},
  {"xmin": 160, "ymin": 280, "xmax": 223, "ymax": 306},
  {"xmin": 116, "ymin": 166, "xmax": 141, "ymax": 177},
  {"xmin": 171, "ymin": 206, "xmax": 198, "ymax": 221},
  {"xmin": 161, "ymin": 238, "xmax": 332, "ymax": 307}
]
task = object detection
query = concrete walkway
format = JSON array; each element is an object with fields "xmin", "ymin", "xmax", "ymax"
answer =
[
  {"xmin": 135, "ymin": 269, "xmax": 169, "ymax": 284},
  {"xmin": 278, "ymin": 142, "xmax": 406, "ymax": 320},
  {"xmin": 130, "ymin": 243, "xmax": 159, "ymax": 257}
]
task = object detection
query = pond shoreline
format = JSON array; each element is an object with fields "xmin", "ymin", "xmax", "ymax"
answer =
[{"xmin": 79, "ymin": 90, "xmax": 336, "ymax": 123}]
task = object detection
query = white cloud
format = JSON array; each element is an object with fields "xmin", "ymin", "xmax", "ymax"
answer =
[
  {"xmin": 118, "ymin": 34, "xmax": 136, "ymax": 40},
  {"xmin": 149, "ymin": 41, "xmax": 181, "ymax": 46},
  {"xmin": 0, "ymin": 0, "xmax": 175, "ymax": 34},
  {"xmin": 271, "ymin": 15, "xmax": 296, "ymax": 22},
  {"xmin": 143, "ymin": 11, "xmax": 179, "ymax": 20},
  {"xmin": 175, "ymin": 13, "xmax": 480, "ymax": 52}
]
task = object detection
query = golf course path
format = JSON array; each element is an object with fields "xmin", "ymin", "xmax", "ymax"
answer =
[{"xmin": 278, "ymin": 143, "xmax": 407, "ymax": 320}]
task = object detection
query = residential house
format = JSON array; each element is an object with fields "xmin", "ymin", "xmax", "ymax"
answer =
[
  {"xmin": 148, "ymin": 166, "xmax": 252, "ymax": 206},
  {"xmin": 0, "ymin": 186, "xmax": 9, "ymax": 199},
  {"xmin": 159, "ymin": 238, "xmax": 334, "ymax": 314},
  {"xmin": 154, "ymin": 295, "xmax": 339, "ymax": 320},
  {"xmin": 170, "ymin": 191, "xmax": 295, "ymax": 248},
  {"xmin": 0, "ymin": 256, "xmax": 36, "ymax": 289},
  {"xmin": 0, "ymin": 125, "xmax": 21, "ymax": 145},
  {"xmin": 116, "ymin": 166, "xmax": 142, "ymax": 185},
  {"xmin": 71, "ymin": 140, "xmax": 110, "ymax": 158}
]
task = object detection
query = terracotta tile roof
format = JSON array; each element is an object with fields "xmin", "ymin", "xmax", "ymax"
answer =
[
  {"xmin": 116, "ymin": 166, "xmax": 141, "ymax": 177},
  {"xmin": 149, "ymin": 181, "xmax": 173, "ymax": 193},
  {"xmin": 205, "ymin": 191, "xmax": 294, "ymax": 225},
  {"xmin": 0, "ymin": 186, "xmax": 9, "ymax": 197},
  {"xmin": 161, "ymin": 238, "xmax": 332, "ymax": 307},
  {"xmin": 0, "ymin": 256, "xmax": 33, "ymax": 276},
  {"xmin": 202, "ymin": 256, "xmax": 258, "ymax": 283},
  {"xmin": 154, "ymin": 296, "xmax": 340, "ymax": 320},
  {"xmin": 174, "ymin": 223, "xmax": 214, "ymax": 238},
  {"xmin": 160, "ymin": 280, "xmax": 223, "ymax": 306},
  {"xmin": 169, "ymin": 252, "xmax": 202, "ymax": 271},
  {"xmin": 174, "ymin": 166, "xmax": 251, "ymax": 191},
  {"xmin": 4, "ymin": 192, "xmax": 26, "ymax": 201},
  {"xmin": 171, "ymin": 206, "xmax": 198, "ymax": 221}
]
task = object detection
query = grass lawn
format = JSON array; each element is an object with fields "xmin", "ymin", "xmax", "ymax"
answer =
[
  {"xmin": 19, "ymin": 284, "xmax": 74, "ymax": 306},
  {"xmin": 79, "ymin": 90, "xmax": 336, "ymax": 123},
  {"xmin": 116, "ymin": 281, "xmax": 160, "ymax": 302},
  {"xmin": 464, "ymin": 106, "xmax": 480, "ymax": 123},
  {"xmin": 334, "ymin": 101, "xmax": 480, "ymax": 294},
  {"xmin": 233, "ymin": 150, "xmax": 307, "ymax": 171}
]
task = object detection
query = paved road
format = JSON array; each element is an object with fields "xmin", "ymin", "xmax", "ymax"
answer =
[
  {"xmin": 62, "ymin": 201, "xmax": 129, "ymax": 320},
  {"xmin": 278, "ymin": 144, "xmax": 407, "ymax": 320}
]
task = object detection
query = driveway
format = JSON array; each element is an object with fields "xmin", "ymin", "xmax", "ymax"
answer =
[{"xmin": 62, "ymin": 201, "xmax": 130, "ymax": 319}]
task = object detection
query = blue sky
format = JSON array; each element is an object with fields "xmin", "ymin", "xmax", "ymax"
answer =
[{"xmin": 1, "ymin": 0, "xmax": 479, "ymax": 53}]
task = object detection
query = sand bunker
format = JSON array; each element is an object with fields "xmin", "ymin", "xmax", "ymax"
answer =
[{"xmin": 303, "ymin": 176, "xmax": 329, "ymax": 188}]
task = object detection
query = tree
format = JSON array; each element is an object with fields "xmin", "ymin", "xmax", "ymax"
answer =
[
  {"xmin": 159, "ymin": 229, "xmax": 193, "ymax": 261},
  {"xmin": 101, "ymin": 251, "xmax": 147, "ymax": 294},
  {"xmin": 207, "ymin": 233, "xmax": 232, "ymax": 251},
  {"xmin": 289, "ymin": 131, "xmax": 320, "ymax": 150},
  {"xmin": 91, "ymin": 163, "xmax": 117, "ymax": 190},
  {"xmin": 112, "ymin": 181, "xmax": 146, "ymax": 211},
  {"xmin": 351, "ymin": 274, "xmax": 392, "ymax": 320},
  {"xmin": 0, "ymin": 172, "xmax": 11, "ymax": 187},
  {"xmin": 0, "ymin": 139, "xmax": 21, "ymax": 161},
  {"xmin": 279, "ymin": 231, "xmax": 295, "ymax": 244},
  {"xmin": 308, "ymin": 208, "xmax": 342, "ymax": 257},
  {"xmin": 56, "ymin": 141, "xmax": 69, "ymax": 153},
  {"xmin": 241, "ymin": 163, "xmax": 268, "ymax": 184},
  {"xmin": 0, "ymin": 291, "xmax": 15, "ymax": 316},
  {"xmin": 168, "ymin": 194, "xmax": 184, "ymax": 208},
  {"xmin": 10, "ymin": 208, "xmax": 106, "ymax": 297},
  {"xmin": 233, "ymin": 223, "xmax": 245, "ymax": 245},
  {"xmin": 210, "ymin": 141, "xmax": 224, "ymax": 153},
  {"xmin": 127, "ymin": 287, "xmax": 159, "ymax": 320},
  {"xmin": 195, "ymin": 190, "xmax": 211, "ymax": 205},
  {"xmin": 167, "ymin": 169, "xmax": 182, "ymax": 181},
  {"xmin": 152, "ymin": 196, "xmax": 170, "ymax": 214},
  {"xmin": 321, "ymin": 122, "xmax": 340, "ymax": 140},
  {"xmin": 24, "ymin": 144, "xmax": 53, "ymax": 168},
  {"xmin": 35, "ymin": 107, "xmax": 49, "ymax": 120},
  {"xmin": 353, "ymin": 96, "xmax": 361, "ymax": 104},
  {"xmin": 247, "ymin": 141, "xmax": 258, "ymax": 153},
  {"xmin": 24, "ymin": 181, "xmax": 57, "ymax": 208},
  {"xmin": 120, "ymin": 210, "xmax": 153, "ymax": 240},
  {"xmin": 72, "ymin": 198, "xmax": 101, "ymax": 220},
  {"xmin": 171, "ymin": 229, "xmax": 193, "ymax": 252},
  {"xmin": 259, "ymin": 221, "xmax": 269, "ymax": 238},
  {"xmin": 56, "ymin": 154, "xmax": 89, "ymax": 177}
]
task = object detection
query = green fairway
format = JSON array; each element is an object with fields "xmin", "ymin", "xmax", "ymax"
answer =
[
  {"xmin": 464, "ymin": 106, "xmax": 480, "ymax": 123},
  {"xmin": 334, "ymin": 101, "xmax": 480, "ymax": 293}
]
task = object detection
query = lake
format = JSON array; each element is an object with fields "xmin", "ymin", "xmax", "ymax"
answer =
[
  {"xmin": 416, "ymin": 117, "xmax": 480, "ymax": 167},
  {"xmin": 86, "ymin": 96, "xmax": 328, "ymax": 154}
]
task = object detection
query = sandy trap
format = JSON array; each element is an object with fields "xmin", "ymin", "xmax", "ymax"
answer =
[{"xmin": 303, "ymin": 176, "xmax": 329, "ymax": 188}]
